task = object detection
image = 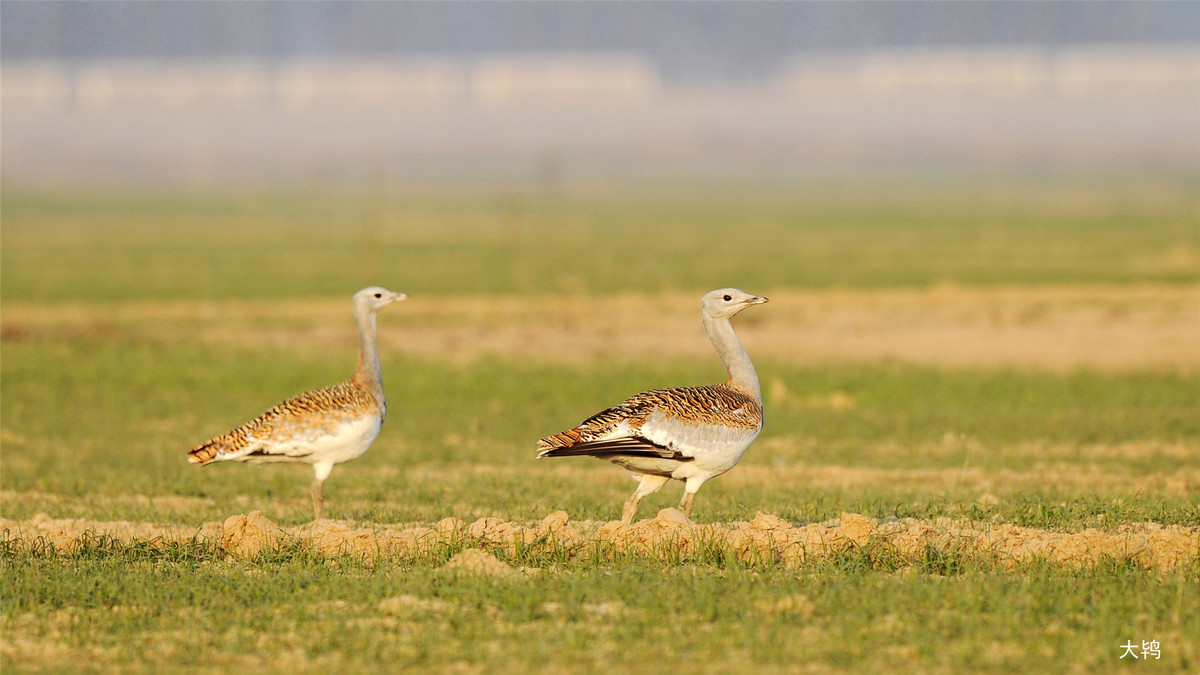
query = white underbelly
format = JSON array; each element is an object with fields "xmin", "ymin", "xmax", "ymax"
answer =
[
  {"xmin": 614, "ymin": 429, "xmax": 758, "ymax": 482},
  {"xmin": 315, "ymin": 415, "xmax": 382, "ymax": 464},
  {"xmin": 248, "ymin": 414, "xmax": 382, "ymax": 466}
]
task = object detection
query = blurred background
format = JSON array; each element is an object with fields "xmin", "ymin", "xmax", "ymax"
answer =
[{"xmin": 3, "ymin": 0, "xmax": 1198, "ymax": 188}]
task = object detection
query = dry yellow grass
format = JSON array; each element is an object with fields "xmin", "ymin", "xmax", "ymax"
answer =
[{"xmin": 2, "ymin": 284, "xmax": 1197, "ymax": 371}]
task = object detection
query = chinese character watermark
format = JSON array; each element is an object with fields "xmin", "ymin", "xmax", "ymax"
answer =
[
  {"xmin": 1120, "ymin": 640, "xmax": 1161, "ymax": 660},
  {"xmin": 1142, "ymin": 640, "xmax": 1160, "ymax": 660}
]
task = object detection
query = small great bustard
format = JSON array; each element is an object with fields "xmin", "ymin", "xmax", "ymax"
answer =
[
  {"xmin": 187, "ymin": 286, "xmax": 407, "ymax": 521},
  {"xmin": 537, "ymin": 288, "xmax": 768, "ymax": 524}
]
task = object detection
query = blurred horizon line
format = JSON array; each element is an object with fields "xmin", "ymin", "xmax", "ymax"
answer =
[
  {"xmin": 4, "ymin": 43, "xmax": 1197, "ymax": 190},
  {"xmin": 5, "ymin": 44, "xmax": 1199, "ymax": 111}
]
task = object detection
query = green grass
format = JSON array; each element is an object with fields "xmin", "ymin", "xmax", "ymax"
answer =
[
  {"xmin": 2, "ymin": 176, "xmax": 1198, "ymax": 672},
  {"xmin": 2, "ymin": 537, "xmax": 1196, "ymax": 673},
  {"xmin": 1, "ymin": 338, "xmax": 1196, "ymax": 526},
  {"xmin": 3, "ymin": 172, "xmax": 1198, "ymax": 303}
]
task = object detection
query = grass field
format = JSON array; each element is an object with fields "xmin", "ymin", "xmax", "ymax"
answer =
[{"xmin": 2, "ymin": 174, "xmax": 1198, "ymax": 673}]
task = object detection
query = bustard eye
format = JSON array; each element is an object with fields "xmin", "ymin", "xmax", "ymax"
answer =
[
  {"xmin": 723, "ymin": 294, "xmax": 732, "ymax": 301},
  {"xmin": 374, "ymin": 293, "xmax": 382, "ymax": 298}
]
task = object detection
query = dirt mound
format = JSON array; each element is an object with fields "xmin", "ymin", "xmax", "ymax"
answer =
[
  {"xmin": 442, "ymin": 548, "xmax": 525, "ymax": 579},
  {"xmin": 2, "ymin": 511, "xmax": 1196, "ymax": 573},
  {"xmin": 221, "ymin": 511, "xmax": 287, "ymax": 557}
]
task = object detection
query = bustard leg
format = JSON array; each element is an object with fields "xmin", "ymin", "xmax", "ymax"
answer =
[
  {"xmin": 310, "ymin": 477, "xmax": 325, "ymax": 522},
  {"xmin": 621, "ymin": 474, "xmax": 670, "ymax": 524},
  {"xmin": 678, "ymin": 477, "xmax": 708, "ymax": 521},
  {"xmin": 678, "ymin": 491, "xmax": 695, "ymax": 520},
  {"xmin": 311, "ymin": 462, "xmax": 334, "ymax": 522}
]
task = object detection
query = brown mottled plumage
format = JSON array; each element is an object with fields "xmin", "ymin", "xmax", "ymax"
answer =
[
  {"xmin": 187, "ymin": 286, "xmax": 407, "ymax": 521},
  {"xmin": 538, "ymin": 384, "xmax": 762, "ymax": 454},
  {"xmin": 187, "ymin": 380, "xmax": 382, "ymax": 465},
  {"xmin": 538, "ymin": 288, "xmax": 768, "ymax": 524}
]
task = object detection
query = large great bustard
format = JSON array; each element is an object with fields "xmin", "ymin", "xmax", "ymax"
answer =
[
  {"xmin": 537, "ymin": 288, "xmax": 768, "ymax": 523},
  {"xmin": 188, "ymin": 286, "xmax": 407, "ymax": 521}
]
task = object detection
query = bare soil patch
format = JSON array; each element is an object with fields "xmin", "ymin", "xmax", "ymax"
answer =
[{"xmin": 4, "ymin": 510, "xmax": 1195, "ymax": 573}]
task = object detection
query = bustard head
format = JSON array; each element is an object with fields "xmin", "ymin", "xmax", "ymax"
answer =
[
  {"xmin": 701, "ymin": 288, "xmax": 768, "ymax": 320},
  {"xmin": 354, "ymin": 286, "xmax": 408, "ymax": 315}
]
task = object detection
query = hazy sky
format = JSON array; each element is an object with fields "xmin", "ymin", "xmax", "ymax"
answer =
[{"xmin": 4, "ymin": 1, "xmax": 1197, "ymax": 82}]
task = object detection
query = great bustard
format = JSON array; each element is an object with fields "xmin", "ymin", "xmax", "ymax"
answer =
[
  {"xmin": 188, "ymin": 286, "xmax": 407, "ymax": 521},
  {"xmin": 537, "ymin": 288, "xmax": 768, "ymax": 524}
]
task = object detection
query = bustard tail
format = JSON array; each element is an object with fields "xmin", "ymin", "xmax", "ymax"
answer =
[
  {"xmin": 187, "ymin": 439, "xmax": 225, "ymax": 465},
  {"xmin": 187, "ymin": 424, "xmax": 251, "ymax": 465}
]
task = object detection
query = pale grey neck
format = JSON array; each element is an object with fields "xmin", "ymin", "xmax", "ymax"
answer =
[
  {"xmin": 703, "ymin": 313, "xmax": 760, "ymax": 402},
  {"xmin": 353, "ymin": 309, "xmax": 385, "ymax": 402}
]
